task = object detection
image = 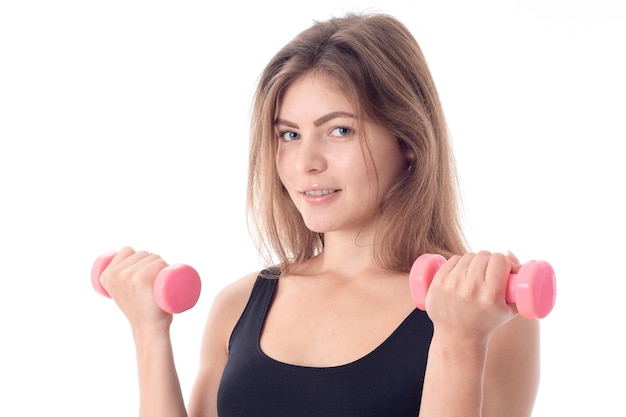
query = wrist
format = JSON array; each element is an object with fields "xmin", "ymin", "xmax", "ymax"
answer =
[
  {"xmin": 131, "ymin": 318, "xmax": 172, "ymax": 345},
  {"xmin": 429, "ymin": 329, "xmax": 490, "ymax": 364}
]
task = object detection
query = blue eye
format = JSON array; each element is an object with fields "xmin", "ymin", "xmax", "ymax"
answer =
[
  {"xmin": 279, "ymin": 131, "xmax": 300, "ymax": 141},
  {"xmin": 331, "ymin": 126, "xmax": 352, "ymax": 137}
]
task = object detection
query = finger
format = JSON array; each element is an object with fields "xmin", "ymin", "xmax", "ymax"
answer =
[
  {"xmin": 129, "ymin": 252, "xmax": 164, "ymax": 269},
  {"xmin": 506, "ymin": 250, "xmax": 522, "ymax": 274},
  {"xmin": 451, "ymin": 252, "xmax": 475, "ymax": 274},
  {"xmin": 437, "ymin": 254, "xmax": 462, "ymax": 275},
  {"xmin": 116, "ymin": 251, "xmax": 166, "ymax": 282},
  {"xmin": 140, "ymin": 256, "xmax": 168, "ymax": 277},
  {"xmin": 444, "ymin": 252, "xmax": 477, "ymax": 297},
  {"xmin": 112, "ymin": 251, "xmax": 164, "ymax": 277},
  {"xmin": 484, "ymin": 253, "xmax": 511, "ymax": 305},
  {"xmin": 103, "ymin": 254, "xmax": 167, "ymax": 293},
  {"xmin": 102, "ymin": 249, "xmax": 160, "ymax": 284},
  {"xmin": 107, "ymin": 246, "xmax": 138, "ymax": 268},
  {"xmin": 466, "ymin": 250, "xmax": 491, "ymax": 283},
  {"xmin": 434, "ymin": 254, "xmax": 463, "ymax": 287},
  {"xmin": 449, "ymin": 252, "xmax": 477, "ymax": 282}
]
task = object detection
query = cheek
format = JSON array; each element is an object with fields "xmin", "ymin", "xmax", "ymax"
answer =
[
  {"xmin": 386, "ymin": 153, "xmax": 406, "ymax": 179},
  {"xmin": 275, "ymin": 149, "xmax": 288, "ymax": 184},
  {"xmin": 275, "ymin": 156, "xmax": 295, "ymax": 202},
  {"xmin": 338, "ymin": 152, "xmax": 368, "ymax": 177},
  {"xmin": 373, "ymin": 151, "xmax": 405, "ymax": 192}
]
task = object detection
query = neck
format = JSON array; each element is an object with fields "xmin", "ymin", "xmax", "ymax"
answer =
[{"xmin": 305, "ymin": 227, "xmax": 384, "ymax": 280}]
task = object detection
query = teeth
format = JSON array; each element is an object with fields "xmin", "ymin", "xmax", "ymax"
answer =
[{"xmin": 305, "ymin": 189, "xmax": 336, "ymax": 196}]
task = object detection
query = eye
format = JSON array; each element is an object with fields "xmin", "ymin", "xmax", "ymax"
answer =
[
  {"xmin": 330, "ymin": 126, "xmax": 353, "ymax": 137},
  {"xmin": 278, "ymin": 130, "xmax": 301, "ymax": 141}
]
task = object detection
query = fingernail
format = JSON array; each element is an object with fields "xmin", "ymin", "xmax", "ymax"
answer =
[{"xmin": 507, "ymin": 250, "xmax": 521, "ymax": 265}]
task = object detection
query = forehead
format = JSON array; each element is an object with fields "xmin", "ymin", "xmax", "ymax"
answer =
[{"xmin": 276, "ymin": 72, "xmax": 357, "ymax": 119}]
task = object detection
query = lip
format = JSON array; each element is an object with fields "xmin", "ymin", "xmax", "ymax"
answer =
[{"xmin": 299, "ymin": 186, "xmax": 341, "ymax": 205}]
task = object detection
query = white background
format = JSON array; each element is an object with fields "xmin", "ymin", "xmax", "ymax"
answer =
[{"xmin": 1, "ymin": 0, "xmax": 624, "ymax": 415}]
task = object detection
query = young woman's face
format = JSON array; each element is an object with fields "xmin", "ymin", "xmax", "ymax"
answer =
[{"xmin": 275, "ymin": 73, "xmax": 405, "ymax": 235}]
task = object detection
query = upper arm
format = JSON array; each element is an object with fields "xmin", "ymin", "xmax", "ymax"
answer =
[
  {"xmin": 187, "ymin": 272, "xmax": 259, "ymax": 417},
  {"xmin": 483, "ymin": 316, "xmax": 541, "ymax": 417}
]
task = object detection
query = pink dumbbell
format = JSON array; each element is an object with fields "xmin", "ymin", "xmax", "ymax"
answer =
[
  {"xmin": 91, "ymin": 251, "xmax": 202, "ymax": 314},
  {"xmin": 409, "ymin": 253, "xmax": 556, "ymax": 319}
]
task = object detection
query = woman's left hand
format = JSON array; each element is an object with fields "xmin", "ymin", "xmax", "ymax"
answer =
[{"xmin": 424, "ymin": 250, "xmax": 522, "ymax": 341}]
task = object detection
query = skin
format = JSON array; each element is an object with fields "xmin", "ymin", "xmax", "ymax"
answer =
[{"xmin": 100, "ymin": 72, "xmax": 540, "ymax": 417}]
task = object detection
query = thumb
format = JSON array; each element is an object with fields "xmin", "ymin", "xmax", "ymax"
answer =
[{"xmin": 506, "ymin": 250, "xmax": 522, "ymax": 274}]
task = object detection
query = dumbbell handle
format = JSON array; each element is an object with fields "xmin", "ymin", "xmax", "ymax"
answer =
[
  {"xmin": 91, "ymin": 251, "xmax": 201, "ymax": 314},
  {"xmin": 409, "ymin": 254, "xmax": 556, "ymax": 319}
]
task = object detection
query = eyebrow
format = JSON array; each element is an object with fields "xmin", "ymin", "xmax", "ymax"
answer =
[{"xmin": 275, "ymin": 111, "xmax": 356, "ymax": 129}]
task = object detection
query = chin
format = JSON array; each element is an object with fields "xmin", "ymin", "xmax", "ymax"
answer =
[{"xmin": 303, "ymin": 220, "xmax": 335, "ymax": 234}]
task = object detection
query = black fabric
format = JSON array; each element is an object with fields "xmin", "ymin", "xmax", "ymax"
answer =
[{"xmin": 217, "ymin": 271, "xmax": 433, "ymax": 417}]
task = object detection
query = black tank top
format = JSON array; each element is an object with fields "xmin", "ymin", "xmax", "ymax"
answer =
[{"xmin": 217, "ymin": 271, "xmax": 433, "ymax": 417}]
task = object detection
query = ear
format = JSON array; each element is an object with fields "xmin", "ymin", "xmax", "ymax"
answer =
[{"xmin": 406, "ymin": 151, "xmax": 416, "ymax": 172}]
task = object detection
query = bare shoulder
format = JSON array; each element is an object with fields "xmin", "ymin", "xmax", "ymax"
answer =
[
  {"xmin": 204, "ymin": 270, "xmax": 260, "ymax": 344},
  {"xmin": 188, "ymin": 270, "xmax": 260, "ymax": 417}
]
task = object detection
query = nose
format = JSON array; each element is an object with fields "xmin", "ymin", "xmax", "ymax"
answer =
[{"xmin": 295, "ymin": 137, "xmax": 327, "ymax": 174}]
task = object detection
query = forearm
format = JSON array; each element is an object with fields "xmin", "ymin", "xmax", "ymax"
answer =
[
  {"xmin": 133, "ymin": 327, "xmax": 188, "ymax": 417},
  {"xmin": 419, "ymin": 331, "xmax": 488, "ymax": 417}
]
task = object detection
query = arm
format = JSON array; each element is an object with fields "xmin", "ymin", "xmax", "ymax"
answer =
[
  {"xmin": 187, "ymin": 271, "xmax": 259, "ymax": 417},
  {"xmin": 100, "ymin": 248, "xmax": 258, "ymax": 417},
  {"xmin": 483, "ymin": 316, "xmax": 540, "ymax": 416},
  {"xmin": 420, "ymin": 316, "xmax": 539, "ymax": 417},
  {"xmin": 418, "ymin": 251, "xmax": 540, "ymax": 417},
  {"xmin": 99, "ymin": 247, "xmax": 188, "ymax": 417},
  {"xmin": 132, "ymin": 324, "xmax": 187, "ymax": 417}
]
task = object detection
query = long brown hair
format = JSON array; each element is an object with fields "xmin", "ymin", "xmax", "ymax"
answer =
[{"xmin": 247, "ymin": 12, "xmax": 468, "ymax": 274}]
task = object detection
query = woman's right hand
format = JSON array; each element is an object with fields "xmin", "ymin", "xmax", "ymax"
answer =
[{"xmin": 99, "ymin": 246, "xmax": 173, "ymax": 332}]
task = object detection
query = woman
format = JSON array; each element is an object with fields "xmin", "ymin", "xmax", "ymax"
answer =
[{"xmin": 100, "ymin": 12, "xmax": 540, "ymax": 417}]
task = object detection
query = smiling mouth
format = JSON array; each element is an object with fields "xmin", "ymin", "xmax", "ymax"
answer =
[{"xmin": 303, "ymin": 189, "xmax": 339, "ymax": 196}]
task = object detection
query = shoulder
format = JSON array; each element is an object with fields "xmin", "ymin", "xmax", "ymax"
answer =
[
  {"xmin": 194, "ymin": 272, "xmax": 261, "ymax": 378},
  {"xmin": 197, "ymin": 270, "xmax": 262, "ymax": 360},
  {"xmin": 188, "ymin": 270, "xmax": 261, "ymax": 415},
  {"xmin": 208, "ymin": 270, "xmax": 261, "ymax": 337}
]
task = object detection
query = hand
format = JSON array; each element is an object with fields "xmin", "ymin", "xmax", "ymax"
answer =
[
  {"xmin": 99, "ymin": 246, "xmax": 172, "ymax": 331},
  {"xmin": 424, "ymin": 251, "xmax": 521, "ymax": 341}
]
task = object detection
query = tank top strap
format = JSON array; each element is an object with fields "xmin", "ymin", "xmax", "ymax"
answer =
[{"xmin": 227, "ymin": 269, "xmax": 279, "ymax": 354}]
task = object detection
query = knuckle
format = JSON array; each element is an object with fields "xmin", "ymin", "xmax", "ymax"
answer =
[
  {"xmin": 135, "ymin": 250, "xmax": 151, "ymax": 258},
  {"xmin": 461, "ymin": 252, "xmax": 475, "ymax": 261},
  {"xmin": 119, "ymin": 246, "xmax": 136, "ymax": 256},
  {"xmin": 491, "ymin": 252, "xmax": 507, "ymax": 262}
]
